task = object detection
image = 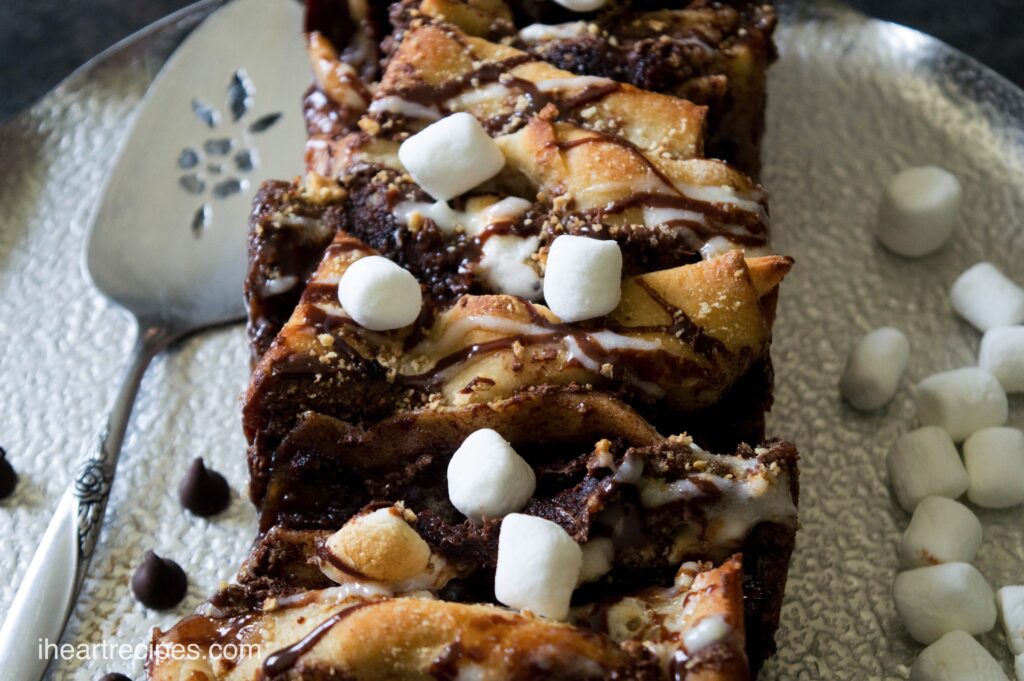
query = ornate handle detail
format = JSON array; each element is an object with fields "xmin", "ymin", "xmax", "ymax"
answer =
[
  {"xmin": 0, "ymin": 323, "xmax": 174, "ymax": 681},
  {"xmin": 73, "ymin": 448, "xmax": 116, "ymax": 562}
]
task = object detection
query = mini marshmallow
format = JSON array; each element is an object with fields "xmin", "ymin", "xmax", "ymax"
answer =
[
  {"xmin": 495, "ymin": 513, "xmax": 583, "ymax": 620},
  {"xmin": 578, "ymin": 537, "xmax": 614, "ymax": 584},
  {"xmin": 324, "ymin": 506, "xmax": 431, "ymax": 583},
  {"xmin": 950, "ymin": 262, "xmax": 1024, "ymax": 332},
  {"xmin": 543, "ymin": 235, "xmax": 622, "ymax": 322},
  {"xmin": 839, "ymin": 327, "xmax": 910, "ymax": 410},
  {"xmin": 398, "ymin": 112, "xmax": 505, "ymax": 201},
  {"xmin": 909, "ymin": 630, "xmax": 1008, "ymax": 681},
  {"xmin": 899, "ymin": 496, "xmax": 982, "ymax": 569},
  {"xmin": 980, "ymin": 326, "xmax": 1024, "ymax": 393},
  {"xmin": 875, "ymin": 166, "xmax": 962, "ymax": 258},
  {"xmin": 894, "ymin": 562, "xmax": 997, "ymax": 644},
  {"xmin": 998, "ymin": 586, "xmax": 1024, "ymax": 655},
  {"xmin": 552, "ymin": 0, "xmax": 609, "ymax": 11},
  {"xmin": 914, "ymin": 368, "xmax": 1008, "ymax": 442},
  {"xmin": 886, "ymin": 426, "xmax": 968, "ymax": 512},
  {"xmin": 338, "ymin": 255, "xmax": 422, "ymax": 331},
  {"xmin": 964, "ymin": 427, "xmax": 1024, "ymax": 509},
  {"xmin": 447, "ymin": 429, "xmax": 536, "ymax": 521}
]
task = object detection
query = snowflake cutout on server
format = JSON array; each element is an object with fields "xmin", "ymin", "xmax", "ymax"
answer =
[{"xmin": 177, "ymin": 69, "xmax": 283, "ymax": 237}]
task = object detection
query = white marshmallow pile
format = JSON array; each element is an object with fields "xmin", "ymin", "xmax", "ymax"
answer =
[
  {"xmin": 494, "ymin": 513, "xmax": 583, "ymax": 620},
  {"xmin": 886, "ymin": 426, "xmax": 968, "ymax": 512},
  {"xmin": 913, "ymin": 368, "xmax": 1008, "ymax": 442},
  {"xmin": 899, "ymin": 496, "xmax": 982, "ymax": 569},
  {"xmin": 909, "ymin": 630, "xmax": 1008, "ymax": 681},
  {"xmin": 447, "ymin": 429, "xmax": 536, "ymax": 521},
  {"xmin": 980, "ymin": 326, "xmax": 1024, "ymax": 393},
  {"xmin": 950, "ymin": 262, "xmax": 1024, "ymax": 332},
  {"xmin": 337, "ymin": 255, "xmax": 423, "ymax": 331},
  {"xmin": 398, "ymin": 112, "xmax": 506, "ymax": 201},
  {"xmin": 552, "ymin": 0, "xmax": 609, "ymax": 11},
  {"xmin": 999, "ymin": 586, "xmax": 1024, "ymax": 656},
  {"xmin": 893, "ymin": 562, "xmax": 996, "ymax": 644},
  {"xmin": 543, "ymin": 235, "xmax": 623, "ymax": 322},
  {"xmin": 876, "ymin": 166, "xmax": 962, "ymax": 258},
  {"xmin": 964, "ymin": 427, "xmax": 1024, "ymax": 509},
  {"xmin": 839, "ymin": 327, "xmax": 910, "ymax": 410}
]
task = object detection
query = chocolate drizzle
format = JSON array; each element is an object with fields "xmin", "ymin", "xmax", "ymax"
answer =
[
  {"xmin": 388, "ymin": 55, "xmax": 534, "ymax": 112},
  {"xmin": 262, "ymin": 601, "xmax": 375, "ymax": 676},
  {"xmin": 634, "ymin": 280, "xmax": 729, "ymax": 359}
]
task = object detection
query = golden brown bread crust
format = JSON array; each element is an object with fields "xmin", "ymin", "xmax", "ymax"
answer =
[
  {"xmin": 149, "ymin": 557, "xmax": 749, "ymax": 681},
  {"xmin": 203, "ymin": 6, "xmax": 796, "ymax": 681},
  {"xmin": 242, "ymin": 224, "xmax": 790, "ymax": 507}
]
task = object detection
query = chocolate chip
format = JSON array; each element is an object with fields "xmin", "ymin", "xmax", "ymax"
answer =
[
  {"xmin": 98, "ymin": 674, "xmax": 132, "ymax": 681},
  {"xmin": 131, "ymin": 551, "xmax": 187, "ymax": 610},
  {"xmin": 0, "ymin": 447, "xmax": 17, "ymax": 500},
  {"xmin": 178, "ymin": 458, "xmax": 231, "ymax": 517}
]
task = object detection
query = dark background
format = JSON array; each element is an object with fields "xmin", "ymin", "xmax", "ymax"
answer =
[{"xmin": 1, "ymin": 0, "xmax": 1023, "ymax": 122}]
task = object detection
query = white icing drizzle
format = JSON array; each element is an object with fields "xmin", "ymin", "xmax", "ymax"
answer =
[
  {"xmin": 477, "ymin": 234, "xmax": 543, "ymax": 299},
  {"xmin": 636, "ymin": 445, "xmax": 797, "ymax": 552},
  {"xmin": 318, "ymin": 552, "xmax": 455, "ymax": 596},
  {"xmin": 682, "ymin": 615, "xmax": 731, "ymax": 653},
  {"xmin": 392, "ymin": 196, "xmax": 532, "ymax": 238},
  {"xmin": 447, "ymin": 82, "xmax": 514, "ymax": 109},
  {"xmin": 408, "ymin": 313, "xmax": 665, "ymax": 387},
  {"xmin": 642, "ymin": 205, "xmax": 706, "ymax": 228},
  {"xmin": 535, "ymin": 75, "xmax": 616, "ymax": 93},
  {"xmin": 261, "ymin": 275, "xmax": 298, "ymax": 296},
  {"xmin": 393, "ymin": 200, "xmax": 461, "ymax": 233},
  {"xmin": 518, "ymin": 21, "xmax": 588, "ymax": 42},
  {"xmin": 578, "ymin": 538, "xmax": 615, "ymax": 584},
  {"xmin": 368, "ymin": 95, "xmax": 441, "ymax": 121}
]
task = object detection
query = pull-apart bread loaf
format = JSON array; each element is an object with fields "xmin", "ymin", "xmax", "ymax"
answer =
[{"xmin": 152, "ymin": 3, "xmax": 796, "ymax": 680}]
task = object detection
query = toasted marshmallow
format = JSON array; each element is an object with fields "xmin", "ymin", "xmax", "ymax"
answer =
[
  {"xmin": 839, "ymin": 327, "xmax": 910, "ymax": 410},
  {"xmin": 875, "ymin": 166, "xmax": 961, "ymax": 258},
  {"xmin": 999, "ymin": 586, "xmax": 1024, "ymax": 655},
  {"xmin": 910, "ymin": 630, "xmax": 1007, "ymax": 681},
  {"xmin": 398, "ymin": 112, "xmax": 505, "ymax": 201},
  {"xmin": 323, "ymin": 506, "xmax": 431, "ymax": 582},
  {"xmin": 886, "ymin": 426, "xmax": 968, "ymax": 512},
  {"xmin": 950, "ymin": 262, "xmax": 1024, "ymax": 332},
  {"xmin": 899, "ymin": 496, "xmax": 982, "ymax": 569},
  {"xmin": 980, "ymin": 326, "xmax": 1024, "ymax": 393},
  {"xmin": 552, "ymin": 0, "xmax": 609, "ymax": 11},
  {"xmin": 495, "ymin": 513, "xmax": 583, "ymax": 620},
  {"xmin": 338, "ymin": 255, "xmax": 422, "ymax": 331},
  {"xmin": 543, "ymin": 235, "xmax": 622, "ymax": 322},
  {"xmin": 578, "ymin": 537, "xmax": 614, "ymax": 584},
  {"xmin": 447, "ymin": 429, "xmax": 536, "ymax": 521},
  {"xmin": 964, "ymin": 427, "xmax": 1024, "ymax": 509},
  {"xmin": 894, "ymin": 562, "xmax": 997, "ymax": 644},
  {"xmin": 914, "ymin": 368, "xmax": 1008, "ymax": 442}
]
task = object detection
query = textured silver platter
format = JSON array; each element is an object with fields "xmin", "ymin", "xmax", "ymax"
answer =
[{"xmin": 1, "ymin": 1, "xmax": 1022, "ymax": 678}]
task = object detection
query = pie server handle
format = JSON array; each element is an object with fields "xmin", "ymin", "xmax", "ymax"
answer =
[{"xmin": 0, "ymin": 325, "xmax": 169, "ymax": 680}]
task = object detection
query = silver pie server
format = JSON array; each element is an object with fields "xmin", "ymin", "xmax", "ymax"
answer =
[{"xmin": 0, "ymin": 0, "xmax": 307, "ymax": 678}]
